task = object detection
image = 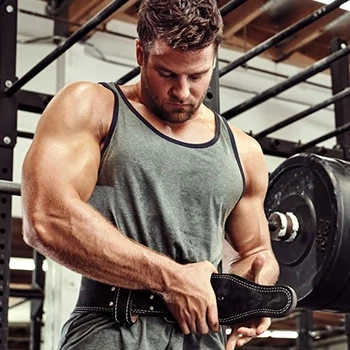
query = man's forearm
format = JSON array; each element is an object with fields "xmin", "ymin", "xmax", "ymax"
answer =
[{"xmin": 23, "ymin": 197, "xmax": 180, "ymax": 294}]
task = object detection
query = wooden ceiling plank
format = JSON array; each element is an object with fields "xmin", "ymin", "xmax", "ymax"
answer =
[
  {"xmin": 277, "ymin": 11, "xmax": 348, "ymax": 61},
  {"xmin": 223, "ymin": 0, "xmax": 274, "ymax": 39},
  {"xmin": 222, "ymin": 36, "xmax": 278, "ymax": 62},
  {"xmin": 111, "ymin": 0, "xmax": 139, "ymax": 24},
  {"xmin": 69, "ymin": 0, "xmax": 101, "ymax": 23},
  {"xmin": 69, "ymin": 0, "xmax": 138, "ymax": 29}
]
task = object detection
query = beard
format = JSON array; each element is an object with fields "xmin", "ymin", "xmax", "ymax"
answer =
[{"xmin": 141, "ymin": 71, "xmax": 205, "ymax": 124}]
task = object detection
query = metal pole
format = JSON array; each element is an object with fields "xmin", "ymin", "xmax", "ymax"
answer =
[
  {"xmin": 205, "ymin": 57, "xmax": 220, "ymax": 113},
  {"xmin": 30, "ymin": 251, "xmax": 45, "ymax": 350},
  {"xmin": 0, "ymin": 180, "xmax": 21, "ymax": 196},
  {"xmin": 297, "ymin": 310, "xmax": 313, "ymax": 350},
  {"xmin": 222, "ymin": 44, "xmax": 350, "ymax": 119},
  {"xmin": 254, "ymin": 87, "xmax": 350, "ymax": 140},
  {"xmin": 116, "ymin": 66, "xmax": 141, "ymax": 85},
  {"xmin": 18, "ymin": 9, "xmax": 136, "ymax": 41},
  {"xmin": 218, "ymin": 0, "xmax": 348, "ymax": 78},
  {"xmin": 330, "ymin": 38, "xmax": 350, "ymax": 160},
  {"xmin": 0, "ymin": 0, "xmax": 18, "ymax": 348},
  {"xmin": 5, "ymin": 0, "xmax": 129, "ymax": 96},
  {"xmin": 297, "ymin": 121, "xmax": 350, "ymax": 152},
  {"xmin": 18, "ymin": 131, "xmax": 34, "ymax": 139},
  {"xmin": 219, "ymin": 0, "xmax": 247, "ymax": 17},
  {"xmin": 346, "ymin": 314, "xmax": 350, "ymax": 350}
]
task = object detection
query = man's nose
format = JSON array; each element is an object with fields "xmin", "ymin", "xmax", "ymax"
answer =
[{"xmin": 171, "ymin": 78, "xmax": 190, "ymax": 102}]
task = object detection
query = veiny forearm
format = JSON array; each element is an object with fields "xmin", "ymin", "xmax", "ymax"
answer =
[{"xmin": 23, "ymin": 197, "xmax": 179, "ymax": 294}]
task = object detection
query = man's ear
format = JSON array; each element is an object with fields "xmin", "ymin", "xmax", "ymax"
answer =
[{"xmin": 136, "ymin": 39, "xmax": 144, "ymax": 66}]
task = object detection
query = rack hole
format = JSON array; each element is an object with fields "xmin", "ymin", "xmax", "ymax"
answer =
[
  {"xmin": 2, "ymin": 168, "xmax": 7, "ymax": 174},
  {"xmin": 0, "ymin": 214, "xmax": 6, "ymax": 219},
  {"xmin": 0, "ymin": 229, "xmax": 5, "ymax": 234},
  {"xmin": 206, "ymin": 91, "xmax": 214, "ymax": 100},
  {"xmin": 0, "ymin": 198, "xmax": 6, "ymax": 204}
]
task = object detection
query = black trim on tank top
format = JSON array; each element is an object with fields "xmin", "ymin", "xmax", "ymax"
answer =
[
  {"xmin": 221, "ymin": 118, "xmax": 246, "ymax": 199},
  {"xmin": 113, "ymin": 83, "xmax": 220, "ymax": 149},
  {"xmin": 99, "ymin": 82, "xmax": 120, "ymax": 156}
]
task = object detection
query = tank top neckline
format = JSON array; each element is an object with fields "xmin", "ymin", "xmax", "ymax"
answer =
[{"xmin": 114, "ymin": 83, "xmax": 221, "ymax": 149}]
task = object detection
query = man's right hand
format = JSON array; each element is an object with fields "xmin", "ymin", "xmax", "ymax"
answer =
[{"xmin": 162, "ymin": 261, "xmax": 219, "ymax": 335}]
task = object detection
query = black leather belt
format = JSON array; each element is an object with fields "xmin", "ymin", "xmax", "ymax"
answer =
[{"xmin": 74, "ymin": 274, "xmax": 297, "ymax": 326}]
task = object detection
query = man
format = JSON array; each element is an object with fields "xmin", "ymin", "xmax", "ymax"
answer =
[{"xmin": 21, "ymin": 0, "xmax": 279, "ymax": 349}]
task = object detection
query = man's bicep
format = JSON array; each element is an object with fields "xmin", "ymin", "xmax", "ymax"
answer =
[
  {"xmin": 225, "ymin": 145, "xmax": 271, "ymax": 255},
  {"xmin": 22, "ymin": 85, "xmax": 103, "ymax": 204},
  {"xmin": 225, "ymin": 194, "xmax": 270, "ymax": 256},
  {"xmin": 23, "ymin": 131, "xmax": 100, "ymax": 202}
]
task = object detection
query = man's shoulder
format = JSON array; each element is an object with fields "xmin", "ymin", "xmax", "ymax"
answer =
[
  {"xmin": 227, "ymin": 123, "xmax": 263, "ymax": 156},
  {"xmin": 43, "ymin": 81, "xmax": 115, "ymax": 138},
  {"xmin": 226, "ymin": 123, "xmax": 268, "ymax": 190},
  {"xmin": 57, "ymin": 81, "xmax": 112, "ymax": 104}
]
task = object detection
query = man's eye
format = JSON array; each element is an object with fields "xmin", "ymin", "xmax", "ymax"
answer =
[
  {"xmin": 159, "ymin": 72, "xmax": 173, "ymax": 79},
  {"xmin": 190, "ymin": 76, "xmax": 201, "ymax": 81}
]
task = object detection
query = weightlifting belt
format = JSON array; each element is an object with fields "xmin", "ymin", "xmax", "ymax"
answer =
[{"xmin": 74, "ymin": 273, "xmax": 297, "ymax": 326}]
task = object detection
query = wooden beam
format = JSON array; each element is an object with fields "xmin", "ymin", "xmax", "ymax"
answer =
[
  {"xmin": 222, "ymin": 33, "xmax": 278, "ymax": 62},
  {"xmin": 68, "ymin": 0, "xmax": 101, "ymax": 23},
  {"xmin": 68, "ymin": 0, "xmax": 136, "ymax": 35},
  {"xmin": 111, "ymin": 0, "xmax": 138, "ymax": 24},
  {"xmin": 223, "ymin": 0, "xmax": 272, "ymax": 39},
  {"xmin": 276, "ymin": 11, "xmax": 349, "ymax": 61}
]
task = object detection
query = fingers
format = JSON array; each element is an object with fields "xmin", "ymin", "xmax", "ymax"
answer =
[
  {"xmin": 251, "ymin": 253, "xmax": 266, "ymax": 277},
  {"xmin": 227, "ymin": 318, "xmax": 271, "ymax": 349},
  {"xmin": 178, "ymin": 320, "xmax": 191, "ymax": 335},
  {"xmin": 177, "ymin": 312, "xmax": 215, "ymax": 334},
  {"xmin": 237, "ymin": 317, "xmax": 271, "ymax": 336},
  {"xmin": 165, "ymin": 260, "xmax": 219, "ymax": 335},
  {"xmin": 226, "ymin": 331, "xmax": 254, "ymax": 350},
  {"xmin": 173, "ymin": 300, "xmax": 218, "ymax": 335},
  {"xmin": 243, "ymin": 253, "xmax": 266, "ymax": 282},
  {"xmin": 196, "ymin": 316, "xmax": 209, "ymax": 335},
  {"xmin": 225, "ymin": 333, "xmax": 238, "ymax": 350},
  {"xmin": 207, "ymin": 302, "xmax": 219, "ymax": 333}
]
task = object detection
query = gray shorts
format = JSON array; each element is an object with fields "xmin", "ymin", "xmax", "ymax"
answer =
[{"xmin": 58, "ymin": 312, "xmax": 226, "ymax": 350}]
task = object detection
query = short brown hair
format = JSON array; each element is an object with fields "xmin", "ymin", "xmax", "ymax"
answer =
[{"xmin": 137, "ymin": 0, "xmax": 223, "ymax": 52}]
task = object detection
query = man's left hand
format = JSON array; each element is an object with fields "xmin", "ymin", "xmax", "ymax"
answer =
[
  {"xmin": 226, "ymin": 317, "xmax": 271, "ymax": 349},
  {"xmin": 226, "ymin": 253, "xmax": 272, "ymax": 349}
]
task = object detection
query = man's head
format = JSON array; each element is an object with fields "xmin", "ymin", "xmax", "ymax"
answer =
[
  {"xmin": 137, "ymin": 0, "xmax": 223, "ymax": 54},
  {"xmin": 136, "ymin": 0, "xmax": 224, "ymax": 124}
]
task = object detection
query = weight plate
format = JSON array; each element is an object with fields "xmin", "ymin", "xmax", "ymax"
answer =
[{"xmin": 265, "ymin": 154, "xmax": 350, "ymax": 311}]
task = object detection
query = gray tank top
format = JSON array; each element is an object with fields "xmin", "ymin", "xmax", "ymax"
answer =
[
  {"xmin": 69, "ymin": 82, "xmax": 246, "ymax": 350},
  {"xmin": 89, "ymin": 82, "xmax": 245, "ymax": 268}
]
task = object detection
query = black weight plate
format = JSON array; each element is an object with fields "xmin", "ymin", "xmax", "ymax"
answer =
[
  {"xmin": 265, "ymin": 154, "xmax": 348, "ymax": 310},
  {"xmin": 312, "ymin": 158, "xmax": 350, "ymax": 312}
]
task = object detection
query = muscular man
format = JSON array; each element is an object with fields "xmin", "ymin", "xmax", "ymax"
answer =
[{"xmin": 21, "ymin": 0, "xmax": 279, "ymax": 349}]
